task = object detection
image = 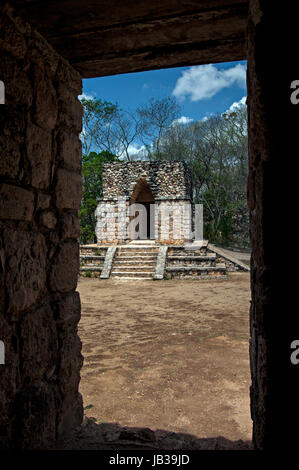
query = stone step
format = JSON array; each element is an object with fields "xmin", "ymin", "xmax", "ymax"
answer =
[
  {"xmin": 127, "ymin": 240, "xmax": 156, "ymax": 246},
  {"xmin": 117, "ymin": 246, "xmax": 159, "ymax": 253},
  {"xmin": 80, "ymin": 255, "xmax": 105, "ymax": 260},
  {"xmin": 80, "ymin": 266, "xmax": 103, "ymax": 271},
  {"xmin": 167, "ymin": 254, "xmax": 216, "ymax": 260},
  {"xmin": 112, "ymin": 266, "xmax": 155, "ymax": 273},
  {"xmin": 166, "ymin": 263, "xmax": 226, "ymax": 272},
  {"xmin": 115, "ymin": 255, "xmax": 157, "ymax": 261},
  {"xmin": 113, "ymin": 260, "xmax": 156, "ymax": 266},
  {"xmin": 80, "ymin": 245, "xmax": 107, "ymax": 255},
  {"xmin": 165, "ymin": 264, "xmax": 226, "ymax": 279},
  {"xmin": 167, "ymin": 248, "xmax": 207, "ymax": 256},
  {"xmin": 111, "ymin": 271, "xmax": 154, "ymax": 278}
]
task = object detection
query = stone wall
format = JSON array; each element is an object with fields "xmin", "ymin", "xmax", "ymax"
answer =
[
  {"xmin": 0, "ymin": 4, "xmax": 83, "ymax": 449},
  {"xmin": 96, "ymin": 161, "xmax": 193, "ymax": 244},
  {"xmin": 247, "ymin": 0, "xmax": 299, "ymax": 449},
  {"xmin": 102, "ymin": 161, "xmax": 192, "ymax": 201},
  {"xmin": 95, "ymin": 199, "xmax": 192, "ymax": 244}
]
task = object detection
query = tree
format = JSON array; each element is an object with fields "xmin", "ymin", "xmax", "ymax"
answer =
[
  {"xmin": 79, "ymin": 150, "xmax": 118, "ymax": 243},
  {"xmin": 156, "ymin": 104, "xmax": 249, "ymax": 247},
  {"xmin": 80, "ymin": 98, "xmax": 119, "ymax": 156},
  {"xmin": 137, "ymin": 96, "xmax": 181, "ymax": 159}
]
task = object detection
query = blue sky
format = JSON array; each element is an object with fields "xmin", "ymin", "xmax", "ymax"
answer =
[
  {"xmin": 82, "ymin": 60, "xmax": 247, "ymax": 121},
  {"xmin": 81, "ymin": 60, "xmax": 247, "ymax": 155}
]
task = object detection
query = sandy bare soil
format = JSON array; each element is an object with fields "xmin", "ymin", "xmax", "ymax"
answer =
[{"xmin": 77, "ymin": 273, "xmax": 252, "ymax": 444}]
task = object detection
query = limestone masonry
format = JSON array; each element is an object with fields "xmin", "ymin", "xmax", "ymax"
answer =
[{"xmin": 95, "ymin": 161, "xmax": 193, "ymax": 245}]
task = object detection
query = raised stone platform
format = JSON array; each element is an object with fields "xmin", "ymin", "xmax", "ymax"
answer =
[{"xmin": 79, "ymin": 241, "xmax": 249, "ymax": 280}]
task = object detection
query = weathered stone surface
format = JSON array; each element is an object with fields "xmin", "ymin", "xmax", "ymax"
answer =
[
  {"xmin": 61, "ymin": 212, "xmax": 80, "ymax": 239},
  {"xmin": 56, "ymin": 319, "xmax": 83, "ymax": 438},
  {"xmin": 0, "ymin": 4, "xmax": 83, "ymax": 450},
  {"xmin": 57, "ymin": 91, "xmax": 83, "ymax": 133},
  {"xmin": 0, "ymin": 10, "xmax": 26, "ymax": 58},
  {"xmin": 55, "ymin": 291, "xmax": 81, "ymax": 331},
  {"xmin": 55, "ymin": 58, "xmax": 82, "ymax": 95},
  {"xmin": 33, "ymin": 64, "xmax": 57, "ymax": 130},
  {"xmin": 0, "ymin": 112, "xmax": 25, "ymax": 179},
  {"xmin": 154, "ymin": 246, "xmax": 168, "ymax": 279},
  {"xmin": 36, "ymin": 192, "xmax": 51, "ymax": 210},
  {"xmin": 3, "ymin": 229, "xmax": 47, "ymax": 317},
  {"xmin": 12, "ymin": 1, "xmax": 247, "ymax": 79},
  {"xmin": 100, "ymin": 246, "xmax": 116, "ymax": 279},
  {"xmin": 57, "ymin": 391, "xmax": 83, "ymax": 439},
  {"xmin": 96, "ymin": 162, "xmax": 193, "ymax": 244},
  {"xmin": 102, "ymin": 161, "xmax": 192, "ymax": 200},
  {"xmin": 50, "ymin": 242, "xmax": 79, "ymax": 293},
  {"xmin": 57, "ymin": 131, "xmax": 82, "ymax": 171},
  {"xmin": 15, "ymin": 383, "xmax": 57, "ymax": 449},
  {"xmin": 55, "ymin": 168, "xmax": 82, "ymax": 209},
  {"xmin": 0, "ymin": 316, "xmax": 20, "ymax": 449},
  {"xmin": 0, "ymin": 184, "xmax": 34, "ymax": 221},
  {"xmin": 40, "ymin": 210, "xmax": 57, "ymax": 229},
  {"xmin": 5, "ymin": 65, "xmax": 33, "ymax": 108},
  {"xmin": 247, "ymin": 0, "xmax": 299, "ymax": 450},
  {"xmin": 20, "ymin": 305, "xmax": 58, "ymax": 384},
  {"xmin": 26, "ymin": 123, "xmax": 52, "ymax": 189},
  {"xmin": 27, "ymin": 30, "xmax": 59, "ymax": 78},
  {"xmin": 0, "ymin": 133, "xmax": 21, "ymax": 179}
]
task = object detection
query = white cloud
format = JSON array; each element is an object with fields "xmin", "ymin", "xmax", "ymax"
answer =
[
  {"xmin": 172, "ymin": 64, "xmax": 246, "ymax": 102},
  {"xmin": 127, "ymin": 143, "xmax": 146, "ymax": 157},
  {"xmin": 172, "ymin": 115, "xmax": 194, "ymax": 125},
  {"xmin": 227, "ymin": 96, "xmax": 247, "ymax": 112},
  {"xmin": 78, "ymin": 92, "xmax": 95, "ymax": 100}
]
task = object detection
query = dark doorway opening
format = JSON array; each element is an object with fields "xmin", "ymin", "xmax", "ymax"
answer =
[{"xmin": 130, "ymin": 178, "xmax": 155, "ymax": 240}]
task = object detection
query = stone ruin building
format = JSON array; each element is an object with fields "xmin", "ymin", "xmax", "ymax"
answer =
[
  {"xmin": 95, "ymin": 161, "xmax": 193, "ymax": 245},
  {"xmin": 79, "ymin": 161, "xmax": 249, "ymax": 279},
  {"xmin": 1, "ymin": 0, "xmax": 298, "ymax": 452}
]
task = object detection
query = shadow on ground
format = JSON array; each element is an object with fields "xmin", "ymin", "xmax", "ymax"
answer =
[{"xmin": 56, "ymin": 417, "xmax": 252, "ymax": 450}]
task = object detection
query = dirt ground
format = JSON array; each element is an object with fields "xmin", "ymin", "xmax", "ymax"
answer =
[{"xmin": 77, "ymin": 273, "xmax": 252, "ymax": 444}]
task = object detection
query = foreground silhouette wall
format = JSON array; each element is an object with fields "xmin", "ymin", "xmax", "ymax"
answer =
[
  {"xmin": 0, "ymin": 4, "xmax": 83, "ymax": 448},
  {"xmin": 1, "ymin": 0, "xmax": 299, "ymax": 450}
]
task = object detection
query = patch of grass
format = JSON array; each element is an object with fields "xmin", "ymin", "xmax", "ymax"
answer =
[{"xmin": 84, "ymin": 404, "xmax": 94, "ymax": 410}]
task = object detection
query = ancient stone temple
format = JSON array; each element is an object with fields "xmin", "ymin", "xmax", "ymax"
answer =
[
  {"xmin": 80, "ymin": 161, "xmax": 249, "ymax": 280},
  {"xmin": 95, "ymin": 161, "xmax": 193, "ymax": 245}
]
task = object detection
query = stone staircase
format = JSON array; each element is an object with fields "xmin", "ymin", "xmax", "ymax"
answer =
[
  {"xmin": 110, "ymin": 241, "xmax": 159, "ymax": 280},
  {"xmin": 80, "ymin": 245, "xmax": 107, "ymax": 278},
  {"xmin": 165, "ymin": 241, "xmax": 227, "ymax": 279},
  {"xmin": 79, "ymin": 240, "xmax": 249, "ymax": 280}
]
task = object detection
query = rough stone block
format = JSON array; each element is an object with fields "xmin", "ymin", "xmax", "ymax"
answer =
[
  {"xmin": 55, "ymin": 168, "xmax": 82, "ymax": 209},
  {"xmin": 15, "ymin": 383, "xmax": 57, "ymax": 449},
  {"xmin": 27, "ymin": 30, "xmax": 59, "ymax": 78},
  {"xmin": 0, "ymin": 133, "xmax": 21, "ymax": 179},
  {"xmin": 0, "ymin": 184, "xmax": 34, "ymax": 221},
  {"xmin": 49, "ymin": 242, "xmax": 79, "ymax": 293},
  {"xmin": 26, "ymin": 123, "xmax": 52, "ymax": 189},
  {"xmin": 0, "ymin": 11, "xmax": 27, "ymax": 59},
  {"xmin": 58, "ymin": 94, "xmax": 83, "ymax": 133},
  {"xmin": 55, "ymin": 291, "xmax": 81, "ymax": 331},
  {"xmin": 33, "ymin": 64, "xmax": 57, "ymax": 130},
  {"xmin": 55, "ymin": 59, "xmax": 82, "ymax": 95},
  {"xmin": 20, "ymin": 305, "xmax": 58, "ymax": 384},
  {"xmin": 40, "ymin": 210, "xmax": 57, "ymax": 229},
  {"xmin": 3, "ymin": 229, "xmax": 47, "ymax": 317},
  {"xmin": 0, "ymin": 316, "xmax": 20, "ymax": 449},
  {"xmin": 61, "ymin": 212, "xmax": 80, "ymax": 239},
  {"xmin": 57, "ymin": 131, "xmax": 82, "ymax": 171},
  {"xmin": 36, "ymin": 193, "xmax": 51, "ymax": 211}
]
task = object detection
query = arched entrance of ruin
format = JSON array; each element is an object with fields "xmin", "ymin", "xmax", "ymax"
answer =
[{"xmin": 130, "ymin": 179, "xmax": 155, "ymax": 240}]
